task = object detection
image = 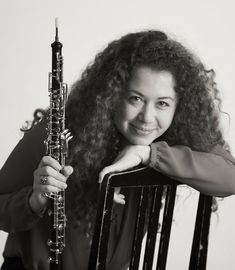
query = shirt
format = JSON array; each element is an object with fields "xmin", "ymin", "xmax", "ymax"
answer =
[{"xmin": 1, "ymin": 120, "xmax": 235, "ymax": 270}]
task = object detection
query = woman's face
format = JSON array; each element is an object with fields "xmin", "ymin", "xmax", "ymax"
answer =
[{"xmin": 114, "ymin": 66, "xmax": 177, "ymax": 145}]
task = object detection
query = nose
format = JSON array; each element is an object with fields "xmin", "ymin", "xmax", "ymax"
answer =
[{"xmin": 138, "ymin": 103, "xmax": 156, "ymax": 123}]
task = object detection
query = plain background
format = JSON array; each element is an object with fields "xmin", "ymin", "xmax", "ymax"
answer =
[{"xmin": 0, "ymin": 0, "xmax": 235, "ymax": 269}]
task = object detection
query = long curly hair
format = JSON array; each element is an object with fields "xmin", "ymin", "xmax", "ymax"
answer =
[{"xmin": 63, "ymin": 30, "xmax": 226, "ymax": 223}]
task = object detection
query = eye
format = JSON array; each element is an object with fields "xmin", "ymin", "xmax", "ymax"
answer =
[
  {"xmin": 128, "ymin": 95, "xmax": 143, "ymax": 104},
  {"xmin": 156, "ymin": 101, "xmax": 169, "ymax": 108}
]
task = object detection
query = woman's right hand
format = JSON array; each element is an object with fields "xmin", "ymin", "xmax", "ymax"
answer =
[{"xmin": 29, "ymin": 156, "xmax": 73, "ymax": 215}]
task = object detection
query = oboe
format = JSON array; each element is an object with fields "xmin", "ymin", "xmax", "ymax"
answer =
[{"xmin": 45, "ymin": 18, "xmax": 72, "ymax": 269}]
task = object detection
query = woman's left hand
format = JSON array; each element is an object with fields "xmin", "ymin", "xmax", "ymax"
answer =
[{"xmin": 98, "ymin": 145, "xmax": 151, "ymax": 204}]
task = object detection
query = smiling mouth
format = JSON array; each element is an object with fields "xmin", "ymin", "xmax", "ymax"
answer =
[{"xmin": 130, "ymin": 124, "xmax": 157, "ymax": 135}]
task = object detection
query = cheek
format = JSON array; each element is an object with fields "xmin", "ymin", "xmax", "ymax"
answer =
[
  {"xmin": 115, "ymin": 101, "xmax": 138, "ymax": 123},
  {"xmin": 159, "ymin": 108, "xmax": 176, "ymax": 128}
]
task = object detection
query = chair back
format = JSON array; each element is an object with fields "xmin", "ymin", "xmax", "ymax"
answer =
[{"xmin": 88, "ymin": 167, "xmax": 212, "ymax": 270}]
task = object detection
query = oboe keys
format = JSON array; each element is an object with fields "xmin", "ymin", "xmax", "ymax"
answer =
[{"xmin": 60, "ymin": 129, "xmax": 73, "ymax": 157}]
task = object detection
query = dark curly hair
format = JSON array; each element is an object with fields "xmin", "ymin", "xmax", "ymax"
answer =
[{"xmin": 63, "ymin": 30, "xmax": 226, "ymax": 224}]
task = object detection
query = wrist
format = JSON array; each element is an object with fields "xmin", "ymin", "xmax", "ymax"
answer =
[
  {"xmin": 139, "ymin": 145, "xmax": 151, "ymax": 165},
  {"xmin": 29, "ymin": 191, "xmax": 48, "ymax": 216}
]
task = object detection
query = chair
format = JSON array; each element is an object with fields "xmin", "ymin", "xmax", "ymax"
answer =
[{"xmin": 88, "ymin": 166, "xmax": 213, "ymax": 270}]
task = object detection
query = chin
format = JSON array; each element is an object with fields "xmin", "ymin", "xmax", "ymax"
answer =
[{"xmin": 127, "ymin": 137, "xmax": 154, "ymax": 146}]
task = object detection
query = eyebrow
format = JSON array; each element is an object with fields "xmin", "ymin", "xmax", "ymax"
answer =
[{"xmin": 127, "ymin": 89, "xmax": 176, "ymax": 101}]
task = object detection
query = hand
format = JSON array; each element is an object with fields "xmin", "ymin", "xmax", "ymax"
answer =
[
  {"xmin": 29, "ymin": 156, "xmax": 73, "ymax": 214},
  {"xmin": 98, "ymin": 145, "xmax": 150, "ymax": 204},
  {"xmin": 99, "ymin": 145, "xmax": 151, "ymax": 183}
]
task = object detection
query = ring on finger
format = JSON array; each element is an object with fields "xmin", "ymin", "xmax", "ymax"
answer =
[{"xmin": 40, "ymin": 176, "xmax": 48, "ymax": 185}]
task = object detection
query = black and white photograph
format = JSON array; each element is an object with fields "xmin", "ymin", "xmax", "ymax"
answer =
[{"xmin": 0, "ymin": 1, "xmax": 235, "ymax": 269}]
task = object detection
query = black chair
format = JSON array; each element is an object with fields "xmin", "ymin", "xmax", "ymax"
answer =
[{"xmin": 88, "ymin": 166, "xmax": 213, "ymax": 270}]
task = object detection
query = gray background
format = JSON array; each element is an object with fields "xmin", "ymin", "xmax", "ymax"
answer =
[{"xmin": 0, "ymin": 0, "xmax": 235, "ymax": 269}]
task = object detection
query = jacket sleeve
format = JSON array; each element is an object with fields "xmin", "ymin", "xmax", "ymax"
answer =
[
  {"xmin": 0, "ymin": 187, "xmax": 42, "ymax": 233},
  {"xmin": 149, "ymin": 141, "xmax": 235, "ymax": 197},
  {"xmin": 0, "ymin": 120, "xmax": 46, "ymax": 233}
]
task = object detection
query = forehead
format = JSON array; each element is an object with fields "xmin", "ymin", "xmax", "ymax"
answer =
[{"xmin": 128, "ymin": 66, "xmax": 176, "ymax": 99}]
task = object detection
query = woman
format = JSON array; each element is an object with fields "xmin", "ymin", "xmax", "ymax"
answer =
[{"xmin": 0, "ymin": 30, "xmax": 235, "ymax": 270}]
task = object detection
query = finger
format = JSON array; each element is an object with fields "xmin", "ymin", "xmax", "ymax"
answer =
[
  {"xmin": 38, "ymin": 156, "xmax": 62, "ymax": 171},
  {"xmin": 98, "ymin": 151, "xmax": 141, "ymax": 184},
  {"xmin": 38, "ymin": 176, "xmax": 67, "ymax": 190},
  {"xmin": 114, "ymin": 193, "xmax": 125, "ymax": 205},
  {"xmin": 98, "ymin": 161, "xmax": 128, "ymax": 183},
  {"xmin": 98, "ymin": 166, "xmax": 113, "ymax": 183},
  {"xmin": 61, "ymin": 166, "xmax": 74, "ymax": 178},
  {"xmin": 98, "ymin": 160, "xmax": 130, "ymax": 183},
  {"xmin": 36, "ymin": 166, "xmax": 67, "ymax": 183}
]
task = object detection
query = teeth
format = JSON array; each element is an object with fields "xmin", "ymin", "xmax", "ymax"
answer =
[{"xmin": 140, "ymin": 128, "xmax": 151, "ymax": 132}]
